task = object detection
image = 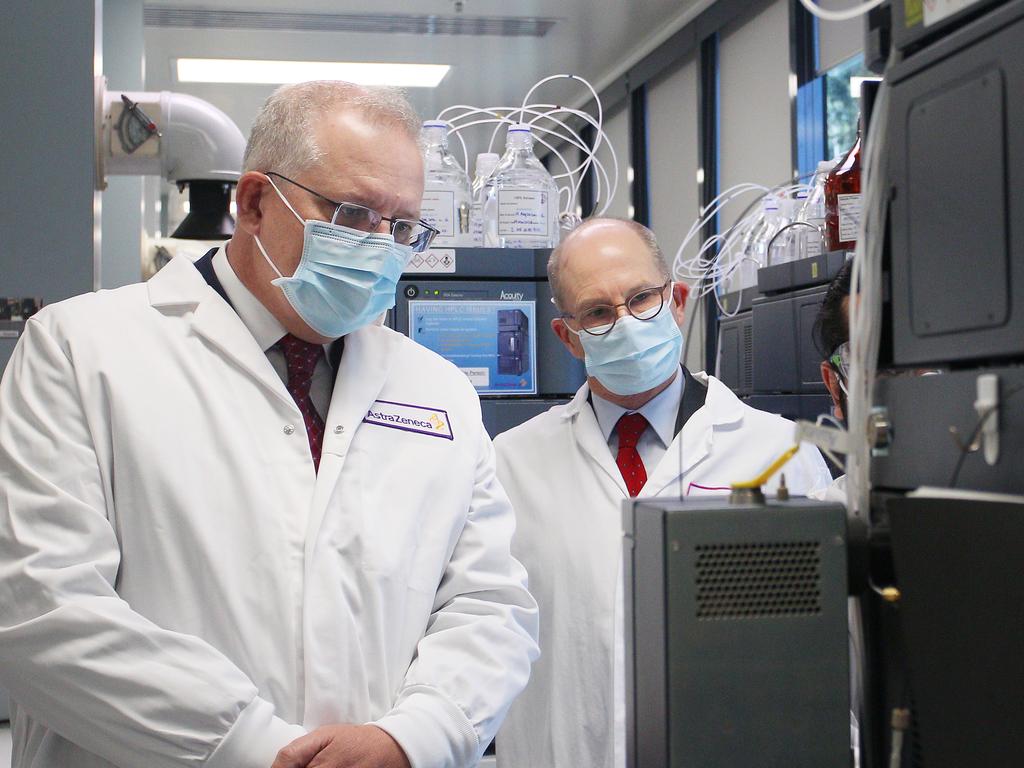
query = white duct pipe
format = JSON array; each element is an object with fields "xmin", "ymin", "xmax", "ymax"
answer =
[{"xmin": 96, "ymin": 77, "xmax": 245, "ymax": 188}]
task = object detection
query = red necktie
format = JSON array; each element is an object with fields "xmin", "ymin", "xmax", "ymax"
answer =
[
  {"xmin": 615, "ymin": 412, "xmax": 649, "ymax": 497},
  {"xmin": 276, "ymin": 333, "xmax": 325, "ymax": 471}
]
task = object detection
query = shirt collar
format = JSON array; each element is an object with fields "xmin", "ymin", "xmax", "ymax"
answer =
[
  {"xmin": 212, "ymin": 246, "xmax": 286, "ymax": 352},
  {"xmin": 590, "ymin": 368, "xmax": 684, "ymax": 448}
]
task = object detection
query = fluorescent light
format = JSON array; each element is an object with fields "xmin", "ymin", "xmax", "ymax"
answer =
[{"xmin": 176, "ymin": 58, "xmax": 450, "ymax": 87}]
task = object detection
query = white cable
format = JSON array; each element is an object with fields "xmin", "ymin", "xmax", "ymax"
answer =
[
  {"xmin": 798, "ymin": 0, "xmax": 886, "ymax": 22},
  {"xmin": 433, "ymin": 73, "xmax": 618, "ymax": 223},
  {"xmin": 846, "ymin": 70, "xmax": 891, "ymax": 517}
]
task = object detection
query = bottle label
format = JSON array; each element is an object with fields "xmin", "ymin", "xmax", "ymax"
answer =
[
  {"xmin": 805, "ymin": 236, "xmax": 823, "ymax": 259},
  {"xmin": 838, "ymin": 193, "xmax": 861, "ymax": 244},
  {"xmin": 498, "ymin": 189, "xmax": 548, "ymax": 237},
  {"xmin": 420, "ymin": 190, "xmax": 456, "ymax": 238}
]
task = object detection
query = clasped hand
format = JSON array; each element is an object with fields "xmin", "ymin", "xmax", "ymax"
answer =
[{"xmin": 272, "ymin": 723, "xmax": 411, "ymax": 768}]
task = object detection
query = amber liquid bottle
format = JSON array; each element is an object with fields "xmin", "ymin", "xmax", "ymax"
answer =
[{"xmin": 824, "ymin": 120, "xmax": 862, "ymax": 252}]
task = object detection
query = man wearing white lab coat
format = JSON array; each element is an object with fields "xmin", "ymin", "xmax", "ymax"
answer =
[
  {"xmin": 0, "ymin": 81, "xmax": 538, "ymax": 768},
  {"xmin": 493, "ymin": 218, "xmax": 831, "ymax": 768}
]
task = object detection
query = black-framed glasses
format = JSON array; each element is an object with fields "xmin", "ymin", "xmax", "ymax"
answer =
[
  {"xmin": 265, "ymin": 171, "xmax": 439, "ymax": 253},
  {"xmin": 562, "ymin": 280, "xmax": 672, "ymax": 336},
  {"xmin": 829, "ymin": 341, "xmax": 851, "ymax": 382}
]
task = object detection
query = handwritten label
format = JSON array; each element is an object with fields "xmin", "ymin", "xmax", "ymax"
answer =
[
  {"xmin": 497, "ymin": 189, "xmax": 548, "ymax": 237},
  {"xmin": 420, "ymin": 190, "xmax": 456, "ymax": 239},
  {"xmin": 838, "ymin": 193, "xmax": 861, "ymax": 244}
]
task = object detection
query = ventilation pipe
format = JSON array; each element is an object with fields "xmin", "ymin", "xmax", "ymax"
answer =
[{"xmin": 94, "ymin": 77, "xmax": 246, "ymax": 239}]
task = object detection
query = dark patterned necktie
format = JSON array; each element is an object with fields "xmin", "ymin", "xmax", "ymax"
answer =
[{"xmin": 276, "ymin": 333, "xmax": 325, "ymax": 471}]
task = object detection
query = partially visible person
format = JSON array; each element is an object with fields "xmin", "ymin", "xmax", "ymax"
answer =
[
  {"xmin": 494, "ymin": 218, "xmax": 832, "ymax": 768},
  {"xmin": 812, "ymin": 257, "xmax": 864, "ymax": 768},
  {"xmin": 813, "ymin": 258, "xmax": 854, "ymax": 502},
  {"xmin": 0, "ymin": 81, "xmax": 538, "ymax": 768}
]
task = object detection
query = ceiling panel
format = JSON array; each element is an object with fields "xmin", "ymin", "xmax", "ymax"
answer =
[{"xmin": 141, "ymin": 0, "xmax": 711, "ymax": 140}]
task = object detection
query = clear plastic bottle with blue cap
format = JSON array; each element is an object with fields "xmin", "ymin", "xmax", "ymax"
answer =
[
  {"xmin": 419, "ymin": 120, "xmax": 472, "ymax": 247},
  {"xmin": 483, "ymin": 123, "xmax": 561, "ymax": 248}
]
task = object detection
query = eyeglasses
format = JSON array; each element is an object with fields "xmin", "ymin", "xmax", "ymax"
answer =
[
  {"xmin": 829, "ymin": 341, "xmax": 851, "ymax": 382},
  {"xmin": 265, "ymin": 171, "xmax": 439, "ymax": 253},
  {"xmin": 562, "ymin": 280, "xmax": 671, "ymax": 336},
  {"xmin": 829, "ymin": 341, "xmax": 941, "ymax": 388}
]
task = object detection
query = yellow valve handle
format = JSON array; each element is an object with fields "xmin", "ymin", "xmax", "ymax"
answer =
[{"xmin": 731, "ymin": 444, "xmax": 799, "ymax": 490}]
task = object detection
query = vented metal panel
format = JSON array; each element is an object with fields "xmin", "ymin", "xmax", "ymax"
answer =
[
  {"xmin": 694, "ymin": 541, "xmax": 822, "ymax": 619},
  {"xmin": 143, "ymin": 6, "xmax": 558, "ymax": 37}
]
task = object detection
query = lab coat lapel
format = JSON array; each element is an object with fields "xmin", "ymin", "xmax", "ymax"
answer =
[
  {"xmin": 305, "ymin": 324, "xmax": 399, "ymax": 540},
  {"xmin": 148, "ymin": 256, "xmax": 297, "ymax": 413},
  {"xmin": 565, "ymin": 383, "xmax": 629, "ymax": 496},
  {"xmin": 644, "ymin": 372, "xmax": 743, "ymax": 496}
]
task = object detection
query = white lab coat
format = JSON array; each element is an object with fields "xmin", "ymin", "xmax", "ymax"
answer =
[
  {"xmin": 493, "ymin": 374, "xmax": 831, "ymax": 768},
  {"xmin": 0, "ymin": 255, "xmax": 538, "ymax": 768}
]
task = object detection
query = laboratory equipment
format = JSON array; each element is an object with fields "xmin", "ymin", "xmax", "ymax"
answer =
[
  {"xmin": 824, "ymin": 121, "xmax": 861, "ymax": 252},
  {"xmin": 96, "ymin": 80, "xmax": 246, "ymax": 242},
  {"xmin": 433, "ymin": 73, "xmax": 621, "ymax": 233},
  {"xmin": 484, "ymin": 123, "xmax": 561, "ymax": 249},
  {"xmin": 623, "ymin": 496, "xmax": 851, "ymax": 768},
  {"xmin": 470, "ymin": 153, "xmax": 500, "ymax": 247},
  {"xmin": 393, "ymin": 248, "xmax": 585, "ymax": 437},
  {"xmin": 825, "ymin": 2, "xmax": 1024, "ymax": 765},
  {"xmin": 419, "ymin": 121, "xmax": 473, "ymax": 247},
  {"xmin": 795, "ymin": 160, "xmax": 833, "ymax": 260},
  {"xmin": 497, "ymin": 309, "xmax": 530, "ymax": 376}
]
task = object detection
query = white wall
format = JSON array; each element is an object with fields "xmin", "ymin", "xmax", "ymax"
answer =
[
  {"xmin": 718, "ymin": 0, "xmax": 794, "ymax": 236},
  {"xmin": 645, "ymin": 57, "xmax": 704, "ymax": 371}
]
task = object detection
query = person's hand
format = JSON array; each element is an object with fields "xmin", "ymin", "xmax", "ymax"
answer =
[{"xmin": 272, "ymin": 724, "xmax": 411, "ymax": 768}]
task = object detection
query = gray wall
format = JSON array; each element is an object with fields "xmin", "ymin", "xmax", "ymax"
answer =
[
  {"xmin": 646, "ymin": 57, "xmax": 703, "ymax": 371},
  {"xmin": 1, "ymin": 1, "xmax": 101, "ymax": 370},
  {"xmin": 102, "ymin": 0, "xmax": 146, "ymax": 289},
  {"xmin": 718, "ymin": 0, "xmax": 794, "ymax": 235}
]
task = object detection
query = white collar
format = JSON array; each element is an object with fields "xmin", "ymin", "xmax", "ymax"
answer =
[
  {"xmin": 212, "ymin": 246, "xmax": 287, "ymax": 352},
  {"xmin": 589, "ymin": 369, "xmax": 683, "ymax": 449}
]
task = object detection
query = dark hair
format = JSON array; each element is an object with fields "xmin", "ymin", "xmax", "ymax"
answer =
[{"xmin": 813, "ymin": 259, "xmax": 853, "ymax": 359}]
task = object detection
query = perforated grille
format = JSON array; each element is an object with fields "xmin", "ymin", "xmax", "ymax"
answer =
[
  {"xmin": 694, "ymin": 541, "xmax": 821, "ymax": 620},
  {"xmin": 741, "ymin": 323, "xmax": 754, "ymax": 389}
]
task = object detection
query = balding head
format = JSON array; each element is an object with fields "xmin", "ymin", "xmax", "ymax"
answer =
[{"xmin": 548, "ymin": 218, "xmax": 671, "ymax": 310}]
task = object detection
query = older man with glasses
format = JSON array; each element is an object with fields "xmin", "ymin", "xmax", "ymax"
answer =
[
  {"xmin": 0, "ymin": 81, "xmax": 539, "ymax": 768},
  {"xmin": 493, "ymin": 217, "xmax": 831, "ymax": 768}
]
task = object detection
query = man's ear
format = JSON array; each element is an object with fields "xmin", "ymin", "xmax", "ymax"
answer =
[
  {"xmin": 671, "ymin": 281, "xmax": 689, "ymax": 325},
  {"xmin": 551, "ymin": 317, "xmax": 585, "ymax": 360},
  {"xmin": 820, "ymin": 361, "xmax": 845, "ymax": 421},
  {"xmin": 234, "ymin": 171, "xmax": 269, "ymax": 236}
]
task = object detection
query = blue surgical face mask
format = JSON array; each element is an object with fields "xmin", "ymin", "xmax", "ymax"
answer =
[
  {"xmin": 254, "ymin": 178, "xmax": 411, "ymax": 338},
  {"xmin": 571, "ymin": 301, "xmax": 684, "ymax": 396}
]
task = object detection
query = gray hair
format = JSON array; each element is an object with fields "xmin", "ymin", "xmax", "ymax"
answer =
[
  {"xmin": 242, "ymin": 80, "xmax": 422, "ymax": 176},
  {"xmin": 548, "ymin": 218, "xmax": 672, "ymax": 310}
]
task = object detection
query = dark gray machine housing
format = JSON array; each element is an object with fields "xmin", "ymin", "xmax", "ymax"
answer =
[
  {"xmin": 883, "ymin": 0, "xmax": 1024, "ymax": 367},
  {"xmin": 717, "ymin": 254, "xmax": 844, "ymax": 420},
  {"xmin": 391, "ymin": 247, "xmax": 585, "ymax": 437},
  {"xmin": 752, "ymin": 284, "xmax": 829, "ymax": 396},
  {"xmin": 623, "ymin": 497, "xmax": 850, "ymax": 768}
]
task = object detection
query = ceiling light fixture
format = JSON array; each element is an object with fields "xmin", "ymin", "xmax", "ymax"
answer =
[{"xmin": 176, "ymin": 58, "xmax": 450, "ymax": 87}]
